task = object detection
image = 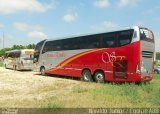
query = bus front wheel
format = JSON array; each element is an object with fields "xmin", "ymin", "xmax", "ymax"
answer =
[
  {"xmin": 81, "ymin": 70, "xmax": 93, "ymax": 82},
  {"xmin": 154, "ymin": 70, "xmax": 159, "ymax": 74},
  {"xmin": 40, "ymin": 67, "xmax": 46, "ymax": 76},
  {"xmin": 94, "ymin": 71, "xmax": 105, "ymax": 83}
]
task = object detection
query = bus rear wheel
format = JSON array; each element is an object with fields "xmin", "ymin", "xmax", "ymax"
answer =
[
  {"xmin": 94, "ymin": 71, "xmax": 105, "ymax": 83},
  {"xmin": 81, "ymin": 70, "xmax": 93, "ymax": 82},
  {"xmin": 14, "ymin": 65, "xmax": 17, "ymax": 71},
  {"xmin": 40, "ymin": 67, "xmax": 46, "ymax": 76}
]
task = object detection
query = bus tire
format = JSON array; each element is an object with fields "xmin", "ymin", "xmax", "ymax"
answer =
[
  {"xmin": 14, "ymin": 65, "xmax": 17, "ymax": 71},
  {"xmin": 154, "ymin": 70, "xmax": 159, "ymax": 74},
  {"xmin": 94, "ymin": 71, "xmax": 105, "ymax": 83},
  {"xmin": 81, "ymin": 69, "xmax": 93, "ymax": 82},
  {"xmin": 40, "ymin": 67, "xmax": 46, "ymax": 76}
]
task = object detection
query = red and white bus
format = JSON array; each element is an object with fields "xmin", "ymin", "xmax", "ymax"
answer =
[{"xmin": 33, "ymin": 26, "xmax": 155, "ymax": 83}]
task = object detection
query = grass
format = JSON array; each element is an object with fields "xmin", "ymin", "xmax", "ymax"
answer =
[
  {"xmin": 46, "ymin": 74, "xmax": 160, "ymax": 108},
  {"xmin": 0, "ymin": 71, "xmax": 160, "ymax": 108},
  {"xmin": 0, "ymin": 62, "xmax": 3, "ymax": 67}
]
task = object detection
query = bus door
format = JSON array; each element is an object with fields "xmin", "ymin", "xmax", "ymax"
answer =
[{"xmin": 113, "ymin": 60, "xmax": 128, "ymax": 79}]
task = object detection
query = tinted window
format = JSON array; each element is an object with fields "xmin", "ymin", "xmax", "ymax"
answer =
[
  {"xmin": 41, "ymin": 29, "xmax": 134, "ymax": 52},
  {"xmin": 117, "ymin": 30, "xmax": 133, "ymax": 46},
  {"xmin": 14, "ymin": 51, "xmax": 21, "ymax": 58},
  {"xmin": 5, "ymin": 51, "xmax": 21, "ymax": 58},
  {"xmin": 140, "ymin": 28, "xmax": 154, "ymax": 42},
  {"xmin": 102, "ymin": 33, "xmax": 116, "ymax": 48},
  {"xmin": 62, "ymin": 38, "xmax": 74, "ymax": 50},
  {"xmin": 35, "ymin": 40, "xmax": 45, "ymax": 52},
  {"xmin": 73, "ymin": 36, "xmax": 89, "ymax": 49},
  {"xmin": 87, "ymin": 35, "xmax": 101, "ymax": 48},
  {"xmin": 6, "ymin": 53, "xmax": 13, "ymax": 58},
  {"xmin": 53, "ymin": 40, "xmax": 62, "ymax": 51},
  {"xmin": 42, "ymin": 35, "xmax": 102, "ymax": 52}
]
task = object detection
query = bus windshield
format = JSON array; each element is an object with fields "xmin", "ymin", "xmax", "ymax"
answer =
[
  {"xmin": 35, "ymin": 40, "xmax": 45, "ymax": 52},
  {"xmin": 5, "ymin": 51, "xmax": 21, "ymax": 58},
  {"xmin": 140, "ymin": 28, "xmax": 154, "ymax": 42},
  {"xmin": 34, "ymin": 40, "xmax": 45, "ymax": 63}
]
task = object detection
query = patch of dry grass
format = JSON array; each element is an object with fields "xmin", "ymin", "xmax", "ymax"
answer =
[{"xmin": 0, "ymin": 67, "xmax": 160, "ymax": 108}]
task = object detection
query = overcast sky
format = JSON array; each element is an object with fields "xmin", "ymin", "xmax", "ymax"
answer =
[{"xmin": 0, "ymin": 0, "xmax": 160, "ymax": 52}]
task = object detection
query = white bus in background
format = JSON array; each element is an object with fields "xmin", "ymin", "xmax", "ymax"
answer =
[{"xmin": 4, "ymin": 49, "xmax": 34, "ymax": 70}]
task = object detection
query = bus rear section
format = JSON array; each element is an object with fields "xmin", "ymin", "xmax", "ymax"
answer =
[
  {"xmin": 19, "ymin": 49, "xmax": 34, "ymax": 70},
  {"xmin": 138, "ymin": 28, "xmax": 154, "ymax": 82}
]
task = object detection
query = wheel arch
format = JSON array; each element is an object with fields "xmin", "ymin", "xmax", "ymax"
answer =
[
  {"xmin": 81, "ymin": 68, "xmax": 93, "ymax": 82},
  {"xmin": 40, "ymin": 66, "xmax": 45, "ymax": 72},
  {"xmin": 81, "ymin": 68, "xmax": 91, "ymax": 75}
]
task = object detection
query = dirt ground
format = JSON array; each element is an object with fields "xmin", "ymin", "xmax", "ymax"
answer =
[
  {"xmin": 1, "ymin": 67, "xmax": 159, "ymax": 108},
  {"xmin": 0, "ymin": 67, "xmax": 84, "ymax": 108}
]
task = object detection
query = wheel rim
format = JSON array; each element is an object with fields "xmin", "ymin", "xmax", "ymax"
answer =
[
  {"xmin": 84, "ymin": 72, "xmax": 90, "ymax": 81},
  {"xmin": 96, "ymin": 73, "xmax": 104, "ymax": 81},
  {"xmin": 41, "ymin": 68, "xmax": 45, "ymax": 75}
]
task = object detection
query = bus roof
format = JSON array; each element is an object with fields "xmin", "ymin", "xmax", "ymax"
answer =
[
  {"xmin": 45, "ymin": 26, "xmax": 141, "ymax": 42},
  {"xmin": 5, "ymin": 49, "xmax": 34, "ymax": 53}
]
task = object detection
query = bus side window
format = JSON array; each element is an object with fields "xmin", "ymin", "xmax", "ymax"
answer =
[
  {"xmin": 79, "ymin": 36, "xmax": 89, "ymax": 49},
  {"xmin": 73, "ymin": 37, "xmax": 83, "ymax": 50},
  {"xmin": 15, "ymin": 51, "xmax": 21, "ymax": 58},
  {"xmin": 87, "ymin": 35, "xmax": 101, "ymax": 49},
  {"xmin": 117, "ymin": 30, "xmax": 133, "ymax": 46},
  {"xmin": 102, "ymin": 33, "xmax": 116, "ymax": 48},
  {"xmin": 51, "ymin": 40, "xmax": 62, "ymax": 51},
  {"xmin": 62, "ymin": 38, "xmax": 73, "ymax": 50}
]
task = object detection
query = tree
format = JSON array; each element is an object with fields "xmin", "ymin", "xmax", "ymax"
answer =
[
  {"xmin": 0, "ymin": 44, "xmax": 35, "ymax": 56},
  {"xmin": 12, "ymin": 45, "xmax": 25, "ymax": 50},
  {"xmin": 0, "ymin": 48, "xmax": 11, "ymax": 56},
  {"xmin": 26, "ymin": 44, "xmax": 36, "ymax": 49}
]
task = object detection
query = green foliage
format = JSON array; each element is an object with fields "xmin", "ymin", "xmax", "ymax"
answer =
[
  {"xmin": 156, "ymin": 52, "xmax": 160, "ymax": 60},
  {"xmin": 0, "ymin": 62, "xmax": 3, "ymax": 67},
  {"xmin": 0, "ymin": 48, "xmax": 10, "ymax": 56},
  {"xmin": 0, "ymin": 44, "xmax": 35, "ymax": 56}
]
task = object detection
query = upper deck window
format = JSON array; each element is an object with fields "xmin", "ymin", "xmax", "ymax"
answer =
[
  {"xmin": 140, "ymin": 28, "xmax": 154, "ymax": 42},
  {"xmin": 117, "ymin": 30, "xmax": 134, "ymax": 46},
  {"xmin": 102, "ymin": 33, "xmax": 116, "ymax": 48}
]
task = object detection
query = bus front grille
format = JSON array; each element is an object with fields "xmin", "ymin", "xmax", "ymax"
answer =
[{"xmin": 142, "ymin": 51, "xmax": 153, "ymax": 58}]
